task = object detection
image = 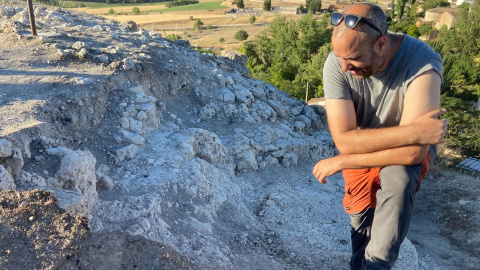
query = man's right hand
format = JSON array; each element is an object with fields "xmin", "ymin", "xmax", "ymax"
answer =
[{"xmin": 413, "ymin": 108, "xmax": 449, "ymax": 145}]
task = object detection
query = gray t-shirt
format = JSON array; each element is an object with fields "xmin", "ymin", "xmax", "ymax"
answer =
[{"xmin": 323, "ymin": 34, "xmax": 443, "ymax": 129}]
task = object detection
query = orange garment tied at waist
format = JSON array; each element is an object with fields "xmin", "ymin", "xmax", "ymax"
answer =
[{"xmin": 342, "ymin": 152, "xmax": 432, "ymax": 214}]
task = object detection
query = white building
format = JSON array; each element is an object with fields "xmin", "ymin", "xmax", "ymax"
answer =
[{"xmin": 448, "ymin": 0, "xmax": 474, "ymax": 6}]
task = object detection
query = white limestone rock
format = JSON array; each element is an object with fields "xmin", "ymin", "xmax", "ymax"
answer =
[
  {"xmin": 119, "ymin": 129, "xmax": 145, "ymax": 145},
  {"xmin": 72, "ymin": 41, "xmax": 87, "ymax": 51},
  {"xmin": 95, "ymin": 54, "xmax": 109, "ymax": 64},
  {"xmin": 218, "ymin": 88, "xmax": 236, "ymax": 103},
  {"xmin": 223, "ymin": 104, "xmax": 238, "ymax": 117},
  {"xmin": 282, "ymin": 152, "xmax": 298, "ymax": 168},
  {"xmin": 45, "ymin": 147, "xmax": 98, "ymax": 215},
  {"xmin": 3, "ymin": 148, "xmax": 24, "ymax": 175},
  {"xmin": 199, "ymin": 103, "xmax": 218, "ymax": 120},
  {"xmin": 0, "ymin": 139, "xmax": 12, "ymax": 157},
  {"xmin": 123, "ymin": 57, "xmax": 135, "ymax": 70},
  {"xmin": 73, "ymin": 77, "xmax": 95, "ymax": 85},
  {"xmin": 0, "ymin": 165, "xmax": 15, "ymax": 190},
  {"xmin": 233, "ymin": 85, "xmax": 254, "ymax": 106},
  {"xmin": 267, "ymin": 100, "xmax": 286, "ymax": 118},
  {"xmin": 236, "ymin": 150, "xmax": 259, "ymax": 172},
  {"xmin": 0, "ymin": 20, "xmax": 25, "ymax": 33},
  {"xmin": 250, "ymin": 85, "xmax": 266, "ymax": 99},
  {"xmin": 129, "ymin": 118, "xmax": 143, "ymax": 133},
  {"xmin": 116, "ymin": 144, "xmax": 139, "ymax": 161},
  {"xmin": 96, "ymin": 165, "xmax": 115, "ymax": 191},
  {"xmin": 16, "ymin": 171, "xmax": 47, "ymax": 187}
]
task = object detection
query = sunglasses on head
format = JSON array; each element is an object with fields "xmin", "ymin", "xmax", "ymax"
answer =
[{"xmin": 331, "ymin": 12, "xmax": 383, "ymax": 37}]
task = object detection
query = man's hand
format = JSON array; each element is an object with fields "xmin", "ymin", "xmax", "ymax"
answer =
[
  {"xmin": 312, "ymin": 156, "xmax": 345, "ymax": 184},
  {"xmin": 412, "ymin": 108, "xmax": 449, "ymax": 145}
]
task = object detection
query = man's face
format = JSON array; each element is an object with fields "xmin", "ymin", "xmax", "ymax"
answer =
[{"xmin": 332, "ymin": 31, "xmax": 382, "ymax": 79}]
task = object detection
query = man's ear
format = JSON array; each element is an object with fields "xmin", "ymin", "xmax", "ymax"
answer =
[{"xmin": 375, "ymin": 36, "xmax": 387, "ymax": 53}]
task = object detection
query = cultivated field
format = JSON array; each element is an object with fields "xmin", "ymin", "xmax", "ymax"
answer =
[
  {"xmin": 67, "ymin": 0, "xmax": 392, "ymax": 52},
  {"xmin": 67, "ymin": 0, "xmax": 307, "ymax": 52}
]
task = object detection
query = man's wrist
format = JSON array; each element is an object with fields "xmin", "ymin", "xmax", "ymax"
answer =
[{"xmin": 336, "ymin": 154, "xmax": 348, "ymax": 171}]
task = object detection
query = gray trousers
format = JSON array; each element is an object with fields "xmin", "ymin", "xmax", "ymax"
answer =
[{"xmin": 349, "ymin": 146, "xmax": 436, "ymax": 270}]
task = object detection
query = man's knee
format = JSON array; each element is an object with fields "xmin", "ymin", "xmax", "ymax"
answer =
[{"xmin": 379, "ymin": 165, "xmax": 421, "ymax": 194}]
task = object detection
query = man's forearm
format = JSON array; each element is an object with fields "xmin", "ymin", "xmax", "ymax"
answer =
[
  {"xmin": 312, "ymin": 144, "xmax": 430, "ymax": 184},
  {"xmin": 334, "ymin": 124, "xmax": 420, "ymax": 155},
  {"xmin": 338, "ymin": 144, "xmax": 430, "ymax": 169}
]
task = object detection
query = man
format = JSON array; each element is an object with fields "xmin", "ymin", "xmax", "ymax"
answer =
[{"xmin": 312, "ymin": 3, "xmax": 448, "ymax": 269}]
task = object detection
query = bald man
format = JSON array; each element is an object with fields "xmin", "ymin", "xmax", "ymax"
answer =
[{"xmin": 312, "ymin": 3, "xmax": 448, "ymax": 269}]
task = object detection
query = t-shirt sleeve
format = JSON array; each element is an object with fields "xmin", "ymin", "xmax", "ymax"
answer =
[
  {"xmin": 323, "ymin": 52, "xmax": 352, "ymax": 100},
  {"xmin": 404, "ymin": 43, "xmax": 444, "ymax": 93}
]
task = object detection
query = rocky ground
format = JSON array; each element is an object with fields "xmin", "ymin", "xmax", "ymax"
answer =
[{"xmin": 0, "ymin": 1, "xmax": 479, "ymax": 269}]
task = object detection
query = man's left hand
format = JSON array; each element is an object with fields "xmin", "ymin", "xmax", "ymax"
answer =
[{"xmin": 312, "ymin": 156, "xmax": 344, "ymax": 184}]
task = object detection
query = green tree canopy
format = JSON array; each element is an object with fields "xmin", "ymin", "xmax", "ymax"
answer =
[
  {"xmin": 239, "ymin": 15, "xmax": 332, "ymax": 99},
  {"xmin": 263, "ymin": 0, "xmax": 271, "ymax": 11},
  {"xmin": 421, "ymin": 0, "xmax": 450, "ymax": 10},
  {"xmin": 234, "ymin": 30, "xmax": 249, "ymax": 41},
  {"xmin": 306, "ymin": 0, "xmax": 322, "ymax": 14},
  {"xmin": 236, "ymin": 0, "xmax": 244, "ymax": 9},
  {"xmin": 193, "ymin": 18, "xmax": 204, "ymax": 32}
]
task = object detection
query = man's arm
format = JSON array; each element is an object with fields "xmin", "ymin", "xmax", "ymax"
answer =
[
  {"xmin": 326, "ymin": 70, "xmax": 447, "ymax": 155},
  {"xmin": 314, "ymin": 70, "xmax": 447, "ymax": 183}
]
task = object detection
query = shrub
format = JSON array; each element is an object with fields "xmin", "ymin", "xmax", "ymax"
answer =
[
  {"xmin": 249, "ymin": 15, "xmax": 256, "ymax": 24},
  {"xmin": 190, "ymin": 15, "xmax": 194, "ymax": 20},
  {"xmin": 306, "ymin": 0, "xmax": 321, "ymax": 14},
  {"xmin": 234, "ymin": 30, "xmax": 249, "ymax": 41},
  {"xmin": 219, "ymin": 37, "xmax": 225, "ymax": 42},
  {"xmin": 193, "ymin": 18, "xmax": 204, "ymax": 32},
  {"xmin": 236, "ymin": 0, "xmax": 244, "ymax": 9},
  {"xmin": 108, "ymin": 8, "xmax": 115, "ymax": 15},
  {"xmin": 263, "ymin": 0, "xmax": 271, "ymax": 11},
  {"xmin": 166, "ymin": 34, "xmax": 182, "ymax": 41},
  {"xmin": 132, "ymin": 7, "xmax": 140, "ymax": 15},
  {"xmin": 207, "ymin": 24, "xmax": 213, "ymax": 30},
  {"xmin": 166, "ymin": 0, "xmax": 199, "ymax": 8}
]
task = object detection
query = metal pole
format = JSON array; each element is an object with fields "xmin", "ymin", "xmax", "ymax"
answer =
[
  {"xmin": 305, "ymin": 81, "xmax": 309, "ymax": 103},
  {"xmin": 27, "ymin": 0, "xmax": 37, "ymax": 36}
]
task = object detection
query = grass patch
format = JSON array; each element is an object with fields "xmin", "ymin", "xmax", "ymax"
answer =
[
  {"xmin": 59, "ymin": 0, "xmax": 226, "ymax": 10},
  {"xmin": 59, "ymin": 1, "xmax": 165, "ymax": 9},
  {"xmin": 145, "ymin": 1, "xmax": 226, "ymax": 11}
]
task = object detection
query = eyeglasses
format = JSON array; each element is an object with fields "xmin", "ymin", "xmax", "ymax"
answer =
[{"xmin": 331, "ymin": 12, "xmax": 383, "ymax": 37}]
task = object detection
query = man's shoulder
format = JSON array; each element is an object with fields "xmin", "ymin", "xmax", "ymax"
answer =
[{"xmin": 402, "ymin": 34, "xmax": 442, "ymax": 61}]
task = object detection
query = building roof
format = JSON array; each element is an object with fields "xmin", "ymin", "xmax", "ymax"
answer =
[
  {"xmin": 425, "ymin": 7, "xmax": 460, "ymax": 15},
  {"xmin": 457, "ymin": 157, "xmax": 480, "ymax": 176},
  {"xmin": 307, "ymin": 97, "xmax": 326, "ymax": 107}
]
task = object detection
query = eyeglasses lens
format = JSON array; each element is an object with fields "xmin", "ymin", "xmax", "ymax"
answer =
[
  {"xmin": 331, "ymin": 13, "xmax": 343, "ymax": 26},
  {"xmin": 344, "ymin": 15, "xmax": 360, "ymax": 29}
]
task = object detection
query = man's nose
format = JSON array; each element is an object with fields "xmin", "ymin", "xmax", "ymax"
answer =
[{"xmin": 341, "ymin": 60, "xmax": 351, "ymax": 72}]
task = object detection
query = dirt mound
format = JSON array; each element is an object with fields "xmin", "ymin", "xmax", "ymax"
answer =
[
  {"xmin": 0, "ymin": 189, "xmax": 88, "ymax": 269},
  {"xmin": 0, "ymin": 189, "xmax": 197, "ymax": 269}
]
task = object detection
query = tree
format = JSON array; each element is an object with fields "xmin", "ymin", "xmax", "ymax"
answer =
[
  {"xmin": 306, "ymin": 0, "xmax": 322, "ymax": 14},
  {"xmin": 236, "ymin": 0, "xmax": 244, "ymax": 9},
  {"xmin": 263, "ymin": 0, "xmax": 271, "ymax": 11},
  {"xmin": 238, "ymin": 15, "xmax": 332, "ymax": 99},
  {"xmin": 406, "ymin": 24, "xmax": 420, "ymax": 37},
  {"xmin": 396, "ymin": 0, "xmax": 407, "ymax": 20},
  {"xmin": 132, "ymin": 7, "xmax": 140, "ymax": 15},
  {"xmin": 193, "ymin": 19, "xmax": 204, "ymax": 32},
  {"xmin": 421, "ymin": 0, "xmax": 450, "ymax": 10},
  {"xmin": 389, "ymin": 0, "xmax": 395, "ymax": 19},
  {"xmin": 418, "ymin": 23, "xmax": 433, "ymax": 36},
  {"xmin": 234, "ymin": 30, "xmax": 249, "ymax": 41},
  {"xmin": 249, "ymin": 15, "xmax": 256, "ymax": 25}
]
